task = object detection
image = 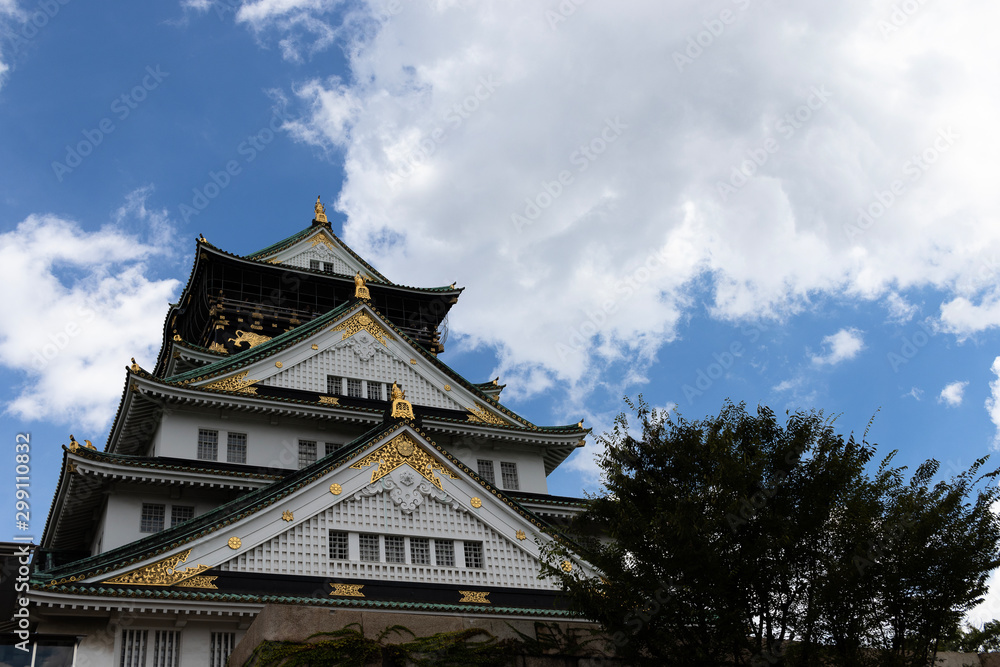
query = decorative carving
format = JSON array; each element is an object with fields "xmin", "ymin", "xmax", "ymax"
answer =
[
  {"xmin": 228, "ymin": 537, "xmax": 242, "ymax": 550},
  {"xmin": 310, "ymin": 231, "xmax": 335, "ymax": 250},
  {"xmin": 266, "ymin": 258, "xmax": 282, "ymax": 264},
  {"xmin": 470, "ymin": 497, "xmax": 482, "ymax": 509},
  {"xmin": 84, "ymin": 440, "xmax": 95, "ymax": 450},
  {"xmin": 467, "ymin": 405, "xmax": 506, "ymax": 426},
  {"xmin": 354, "ymin": 474, "xmax": 464, "ymax": 515},
  {"xmin": 561, "ymin": 560, "xmax": 573, "ymax": 572},
  {"xmin": 444, "ymin": 384, "xmax": 451, "ymax": 391},
  {"xmin": 337, "ymin": 332, "xmax": 383, "ymax": 362},
  {"xmin": 354, "ymin": 271, "xmax": 370, "ymax": 300},
  {"xmin": 203, "ymin": 371, "xmax": 259, "ymax": 395},
  {"xmin": 329, "ymin": 483, "xmax": 342, "ymax": 495},
  {"xmin": 314, "ymin": 195, "xmax": 328, "ymax": 223},
  {"xmin": 516, "ymin": 530, "xmax": 527, "ymax": 541},
  {"xmin": 311, "ymin": 344, "xmax": 319, "ymax": 350},
  {"xmin": 208, "ymin": 342, "xmax": 228, "ymax": 355},
  {"xmin": 331, "ymin": 311, "xmax": 388, "ymax": 346},
  {"xmin": 281, "ymin": 510, "xmax": 293, "ymax": 522},
  {"xmin": 330, "ymin": 583, "xmax": 364, "ymax": 597},
  {"xmin": 175, "ymin": 575, "xmax": 218, "ymax": 589},
  {"xmin": 319, "ymin": 396, "xmax": 340, "ymax": 405},
  {"xmin": 130, "ymin": 357, "xmax": 140, "ymax": 372},
  {"xmin": 102, "ymin": 549, "xmax": 214, "ymax": 588},
  {"xmin": 389, "ymin": 382, "xmax": 415, "ymax": 419},
  {"xmin": 458, "ymin": 591, "xmax": 490, "ymax": 604},
  {"xmin": 68, "ymin": 435, "xmax": 80, "ymax": 452},
  {"xmin": 228, "ymin": 330, "xmax": 272, "ymax": 349},
  {"xmin": 409, "ymin": 358, "xmax": 417, "ymax": 365},
  {"xmin": 399, "ymin": 471, "xmax": 415, "ymax": 486},
  {"xmin": 275, "ymin": 362, "xmax": 283, "ymax": 368},
  {"xmin": 350, "ymin": 433, "xmax": 458, "ymax": 491}
]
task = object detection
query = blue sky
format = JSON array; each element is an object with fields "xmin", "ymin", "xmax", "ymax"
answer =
[{"xmin": 3, "ymin": 0, "xmax": 1000, "ymax": 617}]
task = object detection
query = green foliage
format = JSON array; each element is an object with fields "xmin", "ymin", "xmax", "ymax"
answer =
[
  {"xmin": 542, "ymin": 398, "xmax": 1000, "ymax": 667},
  {"xmin": 940, "ymin": 620, "xmax": 1000, "ymax": 653}
]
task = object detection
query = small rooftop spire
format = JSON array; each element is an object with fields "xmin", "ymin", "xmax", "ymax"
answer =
[{"xmin": 314, "ymin": 195, "xmax": 328, "ymax": 224}]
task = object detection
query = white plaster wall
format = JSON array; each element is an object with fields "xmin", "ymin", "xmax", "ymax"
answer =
[
  {"xmin": 448, "ymin": 441, "xmax": 549, "ymax": 495},
  {"xmin": 100, "ymin": 485, "xmax": 232, "ymax": 552}
]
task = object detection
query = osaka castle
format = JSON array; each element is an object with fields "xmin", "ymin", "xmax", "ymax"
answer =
[{"xmin": 27, "ymin": 198, "xmax": 592, "ymax": 665}]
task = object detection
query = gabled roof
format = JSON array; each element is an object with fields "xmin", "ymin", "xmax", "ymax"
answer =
[{"xmin": 242, "ymin": 223, "xmax": 393, "ymax": 284}]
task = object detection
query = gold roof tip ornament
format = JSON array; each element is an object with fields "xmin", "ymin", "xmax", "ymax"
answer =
[
  {"xmin": 130, "ymin": 357, "xmax": 140, "ymax": 372},
  {"xmin": 68, "ymin": 434, "xmax": 80, "ymax": 452},
  {"xmin": 198, "ymin": 233, "xmax": 207, "ymax": 243},
  {"xmin": 354, "ymin": 271, "xmax": 371, "ymax": 300},
  {"xmin": 578, "ymin": 419, "xmax": 584, "ymax": 429},
  {"xmin": 390, "ymin": 382, "xmax": 414, "ymax": 420},
  {"xmin": 84, "ymin": 439, "xmax": 95, "ymax": 450},
  {"xmin": 314, "ymin": 195, "xmax": 328, "ymax": 223}
]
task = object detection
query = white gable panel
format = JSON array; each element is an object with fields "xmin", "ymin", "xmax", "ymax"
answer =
[
  {"xmin": 259, "ymin": 333, "xmax": 464, "ymax": 411},
  {"xmin": 219, "ymin": 493, "xmax": 557, "ymax": 591},
  {"xmin": 281, "ymin": 245, "xmax": 354, "ymax": 276}
]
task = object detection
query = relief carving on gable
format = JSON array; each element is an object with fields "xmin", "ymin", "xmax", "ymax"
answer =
[{"xmin": 353, "ymin": 468, "xmax": 468, "ymax": 515}]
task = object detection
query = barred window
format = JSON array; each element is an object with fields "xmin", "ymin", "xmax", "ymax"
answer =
[
  {"xmin": 170, "ymin": 505, "xmax": 194, "ymax": 527},
  {"xmin": 322, "ymin": 262, "xmax": 336, "ymax": 274},
  {"xmin": 210, "ymin": 632, "xmax": 236, "ymax": 667},
  {"xmin": 359, "ymin": 533, "xmax": 380, "ymax": 562},
  {"xmin": 410, "ymin": 537, "xmax": 430, "ymax": 565},
  {"xmin": 329, "ymin": 531, "xmax": 349, "ymax": 560},
  {"xmin": 464, "ymin": 541, "xmax": 484, "ymax": 569},
  {"xmin": 140, "ymin": 504, "xmax": 165, "ymax": 533},
  {"xmin": 151, "ymin": 630, "xmax": 180, "ymax": 667},
  {"xmin": 434, "ymin": 539, "xmax": 455, "ymax": 567},
  {"xmin": 385, "ymin": 535, "xmax": 405, "ymax": 563},
  {"xmin": 298, "ymin": 440, "xmax": 317, "ymax": 468},
  {"xmin": 119, "ymin": 629, "xmax": 148, "ymax": 667},
  {"xmin": 346, "ymin": 378, "xmax": 362, "ymax": 398},
  {"xmin": 310, "ymin": 259, "xmax": 321, "ymax": 270},
  {"xmin": 227, "ymin": 432, "xmax": 247, "ymax": 464},
  {"xmin": 197, "ymin": 429, "xmax": 218, "ymax": 461},
  {"xmin": 325, "ymin": 442, "xmax": 344, "ymax": 457},
  {"xmin": 500, "ymin": 461, "xmax": 520, "ymax": 490},
  {"xmin": 327, "ymin": 375, "xmax": 342, "ymax": 395},
  {"xmin": 477, "ymin": 459, "xmax": 495, "ymax": 485}
]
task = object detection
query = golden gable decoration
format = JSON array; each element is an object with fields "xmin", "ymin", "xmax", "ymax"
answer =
[
  {"xmin": 203, "ymin": 371, "xmax": 259, "ymax": 395},
  {"xmin": 330, "ymin": 583, "xmax": 364, "ymax": 597},
  {"xmin": 467, "ymin": 404, "xmax": 506, "ymax": 426},
  {"xmin": 331, "ymin": 310, "xmax": 388, "ymax": 346},
  {"xmin": 310, "ymin": 230, "xmax": 335, "ymax": 250},
  {"xmin": 350, "ymin": 433, "xmax": 457, "ymax": 490},
  {"xmin": 458, "ymin": 590, "xmax": 490, "ymax": 604},
  {"xmin": 101, "ymin": 549, "xmax": 216, "ymax": 589},
  {"xmin": 353, "ymin": 271, "xmax": 371, "ymax": 300}
]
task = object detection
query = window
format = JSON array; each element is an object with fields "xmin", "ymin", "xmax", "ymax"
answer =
[
  {"xmin": 170, "ymin": 505, "xmax": 194, "ymax": 527},
  {"xmin": 477, "ymin": 459, "xmax": 496, "ymax": 485},
  {"xmin": 329, "ymin": 531, "xmax": 349, "ymax": 560},
  {"xmin": 140, "ymin": 504, "xmax": 165, "ymax": 533},
  {"xmin": 327, "ymin": 375, "xmax": 342, "ymax": 395},
  {"xmin": 210, "ymin": 632, "xmax": 236, "ymax": 667},
  {"xmin": 298, "ymin": 440, "xmax": 317, "ymax": 468},
  {"xmin": 120, "ymin": 629, "xmax": 148, "ymax": 667},
  {"xmin": 322, "ymin": 262, "xmax": 336, "ymax": 274},
  {"xmin": 325, "ymin": 442, "xmax": 344, "ymax": 457},
  {"xmin": 346, "ymin": 378, "xmax": 362, "ymax": 398},
  {"xmin": 151, "ymin": 630, "xmax": 180, "ymax": 667},
  {"xmin": 464, "ymin": 541, "xmax": 485, "ymax": 569},
  {"xmin": 410, "ymin": 537, "xmax": 430, "ymax": 565},
  {"xmin": 500, "ymin": 461, "xmax": 520, "ymax": 490},
  {"xmin": 434, "ymin": 539, "xmax": 455, "ymax": 566},
  {"xmin": 385, "ymin": 535, "xmax": 405, "ymax": 563},
  {"xmin": 197, "ymin": 428, "xmax": 218, "ymax": 461},
  {"xmin": 226, "ymin": 432, "xmax": 247, "ymax": 464},
  {"xmin": 359, "ymin": 533, "xmax": 380, "ymax": 561},
  {"xmin": 310, "ymin": 259, "xmax": 321, "ymax": 270}
]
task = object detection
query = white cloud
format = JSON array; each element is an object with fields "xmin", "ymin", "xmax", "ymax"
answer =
[
  {"xmin": 938, "ymin": 381, "xmax": 968, "ymax": 407},
  {"xmin": 811, "ymin": 328, "xmax": 865, "ymax": 366},
  {"xmin": 885, "ymin": 291, "xmax": 917, "ymax": 324},
  {"xmin": 903, "ymin": 387, "xmax": 923, "ymax": 401},
  {"xmin": 0, "ymin": 189, "xmax": 180, "ymax": 431},
  {"xmin": 985, "ymin": 358, "xmax": 1000, "ymax": 449},
  {"xmin": 224, "ymin": 1, "xmax": 1000, "ymax": 410}
]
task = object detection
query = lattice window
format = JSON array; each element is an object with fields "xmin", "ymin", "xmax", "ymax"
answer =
[
  {"xmin": 170, "ymin": 505, "xmax": 194, "ymax": 527},
  {"xmin": 151, "ymin": 630, "xmax": 180, "ymax": 667},
  {"xmin": 359, "ymin": 533, "xmax": 380, "ymax": 561},
  {"xmin": 210, "ymin": 632, "xmax": 235, "ymax": 667},
  {"xmin": 310, "ymin": 259, "xmax": 321, "ymax": 270},
  {"xmin": 120, "ymin": 629, "xmax": 148, "ymax": 667},
  {"xmin": 500, "ymin": 462, "xmax": 520, "ymax": 490},
  {"xmin": 325, "ymin": 442, "xmax": 344, "ymax": 457},
  {"xmin": 434, "ymin": 539, "xmax": 455, "ymax": 567},
  {"xmin": 329, "ymin": 531, "xmax": 349, "ymax": 560},
  {"xmin": 477, "ymin": 459, "xmax": 495, "ymax": 485},
  {"xmin": 140, "ymin": 504, "xmax": 164, "ymax": 533},
  {"xmin": 410, "ymin": 537, "xmax": 430, "ymax": 565},
  {"xmin": 346, "ymin": 378, "xmax": 362, "ymax": 398},
  {"xmin": 197, "ymin": 429, "xmax": 218, "ymax": 461},
  {"xmin": 298, "ymin": 440, "xmax": 317, "ymax": 468},
  {"xmin": 385, "ymin": 535, "xmax": 405, "ymax": 563},
  {"xmin": 227, "ymin": 432, "xmax": 247, "ymax": 464},
  {"xmin": 464, "ymin": 541, "xmax": 484, "ymax": 569},
  {"xmin": 327, "ymin": 375, "xmax": 342, "ymax": 395}
]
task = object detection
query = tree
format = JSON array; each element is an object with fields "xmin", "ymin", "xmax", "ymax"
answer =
[{"xmin": 542, "ymin": 399, "xmax": 1000, "ymax": 666}]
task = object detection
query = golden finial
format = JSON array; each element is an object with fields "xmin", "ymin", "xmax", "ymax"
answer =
[
  {"xmin": 391, "ymin": 382, "xmax": 405, "ymax": 402},
  {"xmin": 390, "ymin": 382, "xmax": 414, "ymax": 419},
  {"xmin": 450, "ymin": 283, "xmax": 456, "ymax": 289},
  {"xmin": 130, "ymin": 357, "xmax": 139, "ymax": 372},
  {"xmin": 198, "ymin": 233, "xmax": 207, "ymax": 243},
  {"xmin": 354, "ymin": 271, "xmax": 370, "ymax": 300},
  {"xmin": 314, "ymin": 196, "xmax": 328, "ymax": 223},
  {"xmin": 491, "ymin": 377, "xmax": 499, "ymax": 386},
  {"xmin": 577, "ymin": 420, "xmax": 584, "ymax": 429},
  {"xmin": 68, "ymin": 434, "xmax": 80, "ymax": 452}
]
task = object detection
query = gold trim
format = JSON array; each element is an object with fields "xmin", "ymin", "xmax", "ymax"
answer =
[
  {"xmin": 208, "ymin": 342, "xmax": 228, "ymax": 355},
  {"xmin": 275, "ymin": 361, "xmax": 283, "ymax": 368},
  {"xmin": 561, "ymin": 560, "xmax": 573, "ymax": 572},
  {"xmin": 443, "ymin": 384, "xmax": 451, "ymax": 391},
  {"xmin": 314, "ymin": 196, "xmax": 328, "ymax": 223},
  {"xmin": 330, "ymin": 583, "xmax": 364, "ymax": 597},
  {"xmin": 228, "ymin": 537, "xmax": 242, "ymax": 550},
  {"xmin": 311, "ymin": 344, "xmax": 319, "ymax": 350},
  {"xmin": 467, "ymin": 404, "xmax": 506, "ymax": 426},
  {"xmin": 458, "ymin": 590, "xmax": 490, "ymax": 604},
  {"xmin": 281, "ymin": 510, "xmax": 293, "ymax": 522},
  {"xmin": 228, "ymin": 330, "xmax": 271, "ymax": 349},
  {"xmin": 319, "ymin": 396, "xmax": 340, "ymax": 405},
  {"xmin": 350, "ymin": 433, "xmax": 457, "ymax": 490},
  {"xmin": 331, "ymin": 311, "xmax": 389, "ymax": 345},
  {"xmin": 354, "ymin": 272, "xmax": 370, "ymax": 300},
  {"xmin": 470, "ymin": 497, "xmax": 482, "ymax": 509},
  {"xmin": 310, "ymin": 230, "xmax": 335, "ymax": 249},
  {"xmin": 203, "ymin": 371, "xmax": 259, "ymax": 395},
  {"xmin": 329, "ymin": 483, "xmax": 342, "ymax": 495},
  {"xmin": 101, "ymin": 549, "xmax": 215, "ymax": 588},
  {"xmin": 516, "ymin": 530, "xmax": 526, "ymax": 541}
]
